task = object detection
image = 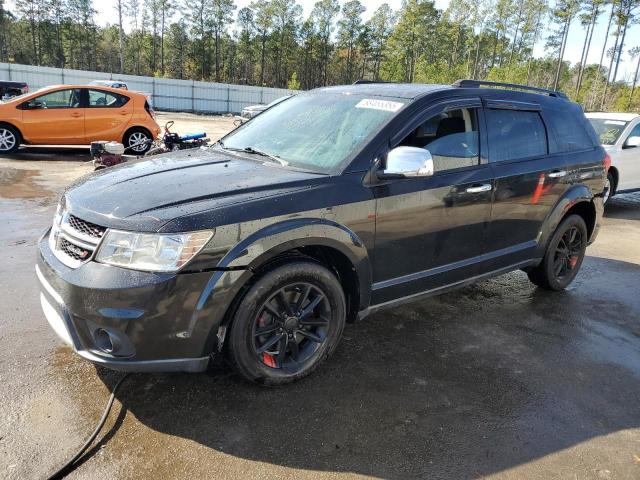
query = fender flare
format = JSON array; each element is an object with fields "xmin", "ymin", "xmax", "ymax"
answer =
[
  {"xmin": 537, "ymin": 184, "xmax": 597, "ymax": 255},
  {"xmin": 187, "ymin": 218, "xmax": 372, "ymax": 354}
]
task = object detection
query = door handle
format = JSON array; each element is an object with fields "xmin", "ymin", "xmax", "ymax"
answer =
[
  {"xmin": 548, "ymin": 170, "xmax": 567, "ymax": 178},
  {"xmin": 119, "ymin": 111, "xmax": 128, "ymax": 115},
  {"xmin": 465, "ymin": 184, "xmax": 492, "ymax": 193},
  {"xmin": 70, "ymin": 112, "xmax": 82, "ymax": 118}
]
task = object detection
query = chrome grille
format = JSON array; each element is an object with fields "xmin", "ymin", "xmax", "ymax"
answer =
[
  {"xmin": 67, "ymin": 214, "xmax": 106, "ymax": 239},
  {"xmin": 50, "ymin": 210, "xmax": 105, "ymax": 268},
  {"xmin": 59, "ymin": 237, "xmax": 92, "ymax": 261}
]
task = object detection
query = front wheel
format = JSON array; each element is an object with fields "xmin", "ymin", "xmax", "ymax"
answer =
[
  {"xmin": 227, "ymin": 261, "xmax": 346, "ymax": 385},
  {"xmin": 0, "ymin": 124, "xmax": 20, "ymax": 154},
  {"xmin": 528, "ymin": 214, "xmax": 588, "ymax": 291},
  {"xmin": 603, "ymin": 171, "xmax": 615, "ymax": 206}
]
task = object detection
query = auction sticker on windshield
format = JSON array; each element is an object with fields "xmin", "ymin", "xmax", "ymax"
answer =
[{"xmin": 355, "ymin": 98, "xmax": 404, "ymax": 112}]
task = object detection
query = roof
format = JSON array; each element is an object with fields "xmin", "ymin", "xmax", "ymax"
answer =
[
  {"xmin": 315, "ymin": 83, "xmax": 453, "ymax": 99},
  {"xmin": 585, "ymin": 112, "xmax": 639, "ymax": 121}
]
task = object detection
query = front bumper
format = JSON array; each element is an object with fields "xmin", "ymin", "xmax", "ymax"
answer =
[{"xmin": 36, "ymin": 229, "xmax": 216, "ymax": 372}]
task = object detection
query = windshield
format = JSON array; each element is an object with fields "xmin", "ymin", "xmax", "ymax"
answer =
[
  {"xmin": 222, "ymin": 92, "xmax": 407, "ymax": 173},
  {"xmin": 588, "ymin": 118, "xmax": 630, "ymax": 145}
]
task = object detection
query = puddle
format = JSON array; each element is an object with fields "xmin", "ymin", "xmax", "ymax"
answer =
[{"xmin": 0, "ymin": 168, "xmax": 52, "ymax": 199}]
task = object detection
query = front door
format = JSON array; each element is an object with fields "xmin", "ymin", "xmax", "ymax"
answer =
[
  {"xmin": 20, "ymin": 88, "xmax": 84, "ymax": 144},
  {"xmin": 371, "ymin": 100, "xmax": 494, "ymax": 305},
  {"xmin": 616, "ymin": 122, "xmax": 640, "ymax": 191}
]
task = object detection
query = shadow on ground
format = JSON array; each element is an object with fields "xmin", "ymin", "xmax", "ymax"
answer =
[{"xmin": 86, "ymin": 255, "xmax": 640, "ymax": 479}]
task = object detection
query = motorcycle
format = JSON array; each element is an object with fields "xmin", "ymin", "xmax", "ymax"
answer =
[
  {"xmin": 91, "ymin": 121, "xmax": 209, "ymax": 170},
  {"xmin": 145, "ymin": 121, "xmax": 209, "ymax": 156}
]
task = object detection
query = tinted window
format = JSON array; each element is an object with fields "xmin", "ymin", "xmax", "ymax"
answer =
[
  {"xmin": 31, "ymin": 89, "xmax": 82, "ymax": 109},
  {"xmin": 486, "ymin": 109, "xmax": 547, "ymax": 162},
  {"xmin": 399, "ymin": 107, "xmax": 480, "ymax": 172},
  {"xmin": 88, "ymin": 89, "xmax": 129, "ymax": 107},
  {"xmin": 546, "ymin": 110, "xmax": 594, "ymax": 152}
]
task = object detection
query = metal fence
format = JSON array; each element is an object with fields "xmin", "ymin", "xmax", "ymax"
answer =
[{"xmin": 0, "ymin": 62, "xmax": 296, "ymax": 114}]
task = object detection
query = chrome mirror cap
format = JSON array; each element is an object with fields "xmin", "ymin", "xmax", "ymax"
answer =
[{"xmin": 382, "ymin": 146, "xmax": 434, "ymax": 178}]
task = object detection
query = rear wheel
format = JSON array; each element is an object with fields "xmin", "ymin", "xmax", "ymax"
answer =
[
  {"xmin": 0, "ymin": 124, "xmax": 20, "ymax": 154},
  {"xmin": 124, "ymin": 128, "xmax": 152, "ymax": 154},
  {"xmin": 227, "ymin": 261, "xmax": 346, "ymax": 385},
  {"xmin": 528, "ymin": 214, "xmax": 588, "ymax": 291}
]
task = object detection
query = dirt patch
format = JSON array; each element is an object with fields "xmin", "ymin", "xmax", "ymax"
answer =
[{"xmin": 0, "ymin": 168, "xmax": 51, "ymax": 199}]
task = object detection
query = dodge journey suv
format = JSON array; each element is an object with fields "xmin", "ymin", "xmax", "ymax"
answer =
[{"xmin": 37, "ymin": 80, "xmax": 607, "ymax": 385}]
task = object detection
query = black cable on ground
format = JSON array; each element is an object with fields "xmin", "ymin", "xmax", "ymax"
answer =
[{"xmin": 46, "ymin": 373, "xmax": 131, "ymax": 480}]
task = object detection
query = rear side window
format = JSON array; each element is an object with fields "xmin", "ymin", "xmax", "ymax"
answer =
[
  {"xmin": 545, "ymin": 110, "xmax": 594, "ymax": 153},
  {"xmin": 87, "ymin": 89, "xmax": 129, "ymax": 108},
  {"xmin": 485, "ymin": 109, "xmax": 547, "ymax": 162}
]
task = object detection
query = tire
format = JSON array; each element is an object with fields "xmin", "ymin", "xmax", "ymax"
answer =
[
  {"xmin": 527, "ymin": 214, "xmax": 588, "ymax": 291},
  {"xmin": 603, "ymin": 171, "xmax": 615, "ymax": 206},
  {"xmin": 0, "ymin": 124, "xmax": 20, "ymax": 154},
  {"xmin": 123, "ymin": 128, "xmax": 152, "ymax": 154},
  {"xmin": 227, "ymin": 261, "xmax": 346, "ymax": 386}
]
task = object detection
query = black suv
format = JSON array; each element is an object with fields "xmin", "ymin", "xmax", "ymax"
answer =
[{"xmin": 37, "ymin": 80, "xmax": 607, "ymax": 385}]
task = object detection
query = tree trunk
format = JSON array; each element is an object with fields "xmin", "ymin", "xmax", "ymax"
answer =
[
  {"xmin": 118, "ymin": 0, "xmax": 125, "ymax": 73},
  {"xmin": 576, "ymin": 6, "xmax": 598, "ymax": 96},
  {"xmin": 629, "ymin": 52, "xmax": 640, "ymax": 109},
  {"xmin": 602, "ymin": 1, "xmax": 623, "ymax": 109},
  {"xmin": 612, "ymin": 2, "xmax": 631, "ymax": 83}
]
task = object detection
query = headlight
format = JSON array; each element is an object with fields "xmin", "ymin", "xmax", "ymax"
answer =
[{"xmin": 95, "ymin": 229, "xmax": 214, "ymax": 272}]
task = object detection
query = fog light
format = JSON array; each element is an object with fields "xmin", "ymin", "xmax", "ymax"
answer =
[{"xmin": 94, "ymin": 328, "xmax": 114, "ymax": 353}]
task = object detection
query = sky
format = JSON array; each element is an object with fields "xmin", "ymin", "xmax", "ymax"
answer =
[{"xmin": 8, "ymin": 0, "xmax": 640, "ymax": 81}]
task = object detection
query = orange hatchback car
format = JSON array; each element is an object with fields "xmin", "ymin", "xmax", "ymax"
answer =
[{"xmin": 0, "ymin": 85, "xmax": 161, "ymax": 154}]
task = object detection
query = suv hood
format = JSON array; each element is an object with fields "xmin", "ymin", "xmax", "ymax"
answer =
[{"xmin": 64, "ymin": 148, "xmax": 320, "ymax": 232}]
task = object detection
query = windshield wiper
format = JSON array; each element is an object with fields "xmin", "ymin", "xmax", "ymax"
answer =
[{"xmin": 219, "ymin": 143, "xmax": 288, "ymax": 166}]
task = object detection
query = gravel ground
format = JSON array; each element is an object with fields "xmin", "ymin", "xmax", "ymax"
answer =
[{"xmin": 1, "ymin": 112, "xmax": 639, "ymax": 480}]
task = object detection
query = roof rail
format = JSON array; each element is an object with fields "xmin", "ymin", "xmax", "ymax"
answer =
[
  {"xmin": 353, "ymin": 79, "xmax": 393, "ymax": 85},
  {"xmin": 452, "ymin": 79, "xmax": 568, "ymax": 99}
]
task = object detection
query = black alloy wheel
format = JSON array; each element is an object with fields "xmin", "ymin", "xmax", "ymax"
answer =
[
  {"xmin": 253, "ymin": 283, "xmax": 330, "ymax": 371},
  {"xmin": 227, "ymin": 261, "xmax": 346, "ymax": 385},
  {"xmin": 528, "ymin": 214, "xmax": 588, "ymax": 291}
]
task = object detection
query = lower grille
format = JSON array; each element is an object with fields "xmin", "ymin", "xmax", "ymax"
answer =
[{"xmin": 59, "ymin": 237, "xmax": 92, "ymax": 262}]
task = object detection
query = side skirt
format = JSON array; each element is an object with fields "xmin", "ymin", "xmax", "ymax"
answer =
[{"xmin": 358, "ymin": 259, "xmax": 538, "ymax": 320}]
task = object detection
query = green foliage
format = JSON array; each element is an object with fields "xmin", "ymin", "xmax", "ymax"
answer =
[{"xmin": 2, "ymin": 0, "xmax": 640, "ymax": 111}]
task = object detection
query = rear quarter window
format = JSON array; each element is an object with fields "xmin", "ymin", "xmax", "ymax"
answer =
[{"xmin": 544, "ymin": 108, "xmax": 595, "ymax": 153}]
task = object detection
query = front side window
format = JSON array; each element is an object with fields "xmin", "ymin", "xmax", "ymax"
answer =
[
  {"xmin": 30, "ymin": 89, "xmax": 82, "ymax": 109},
  {"xmin": 588, "ymin": 118, "xmax": 629, "ymax": 145},
  {"xmin": 221, "ymin": 93, "xmax": 407, "ymax": 173},
  {"xmin": 399, "ymin": 107, "xmax": 480, "ymax": 172},
  {"xmin": 485, "ymin": 109, "xmax": 547, "ymax": 162},
  {"xmin": 88, "ymin": 89, "xmax": 129, "ymax": 108}
]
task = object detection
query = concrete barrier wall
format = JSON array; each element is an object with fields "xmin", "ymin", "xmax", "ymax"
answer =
[{"xmin": 0, "ymin": 62, "xmax": 297, "ymax": 114}]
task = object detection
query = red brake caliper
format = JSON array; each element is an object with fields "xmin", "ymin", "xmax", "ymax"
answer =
[
  {"xmin": 258, "ymin": 312, "xmax": 278, "ymax": 368},
  {"xmin": 568, "ymin": 256, "xmax": 578, "ymax": 268}
]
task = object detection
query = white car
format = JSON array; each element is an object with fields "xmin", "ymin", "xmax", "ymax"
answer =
[
  {"xmin": 89, "ymin": 79, "xmax": 128, "ymax": 90},
  {"xmin": 586, "ymin": 112, "xmax": 640, "ymax": 204}
]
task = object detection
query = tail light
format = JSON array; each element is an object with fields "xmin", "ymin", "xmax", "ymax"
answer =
[
  {"xmin": 144, "ymin": 100, "xmax": 156, "ymax": 119},
  {"xmin": 603, "ymin": 152, "xmax": 612, "ymax": 172}
]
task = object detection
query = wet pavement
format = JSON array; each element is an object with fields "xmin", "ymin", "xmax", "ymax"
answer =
[{"xmin": 1, "ymin": 116, "xmax": 640, "ymax": 479}]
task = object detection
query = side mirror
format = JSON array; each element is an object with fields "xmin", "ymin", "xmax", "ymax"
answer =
[
  {"xmin": 624, "ymin": 136, "xmax": 640, "ymax": 149},
  {"xmin": 24, "ymin": 101, "xmax": 44, "ymax": 110},
  {"xmin": 379, "ymin": 146, "xmax": 434, "ymax": 178}
]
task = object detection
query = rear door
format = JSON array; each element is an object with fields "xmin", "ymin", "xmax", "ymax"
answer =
[
  {"xmin": 483, "ymin": 101, "xmax": 569, "ymax": 269},
  {"xmin": 20, "ymin": 88, "xmax": 84, "ymax": 144},
  {"xmin": 83, "ymin": 88, "xmax": 133, "ymax": 143},
  {"xmin": 615, "ymin": 121, "xmax": 640, "ymax": 191},
  {"xmin": 371, "ymin": 98, "xmax": 495, "ymax": 304}
]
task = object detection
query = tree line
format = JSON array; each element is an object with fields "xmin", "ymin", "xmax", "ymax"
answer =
[{"xmin": 1, "ymin": 0, "xmax": 640, "ymax": 111}]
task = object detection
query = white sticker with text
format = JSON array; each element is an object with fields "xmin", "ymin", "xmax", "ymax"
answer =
[{"xmin": 355, "ymin": 98, "xmax": 403, "ymax": 112}]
